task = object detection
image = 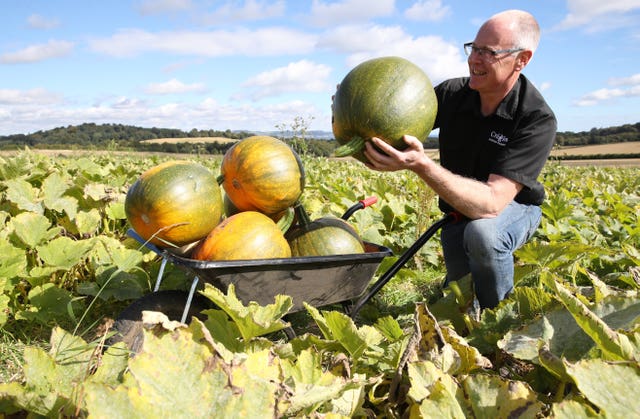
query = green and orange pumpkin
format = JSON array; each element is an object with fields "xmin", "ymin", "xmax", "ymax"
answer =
[
  {"xmin": 219, "ymin": 136, "xmax": 305, "ymax": 216},
  {"xmin": 332, "ymin": 56, "xmax": 437, "ymax": 163},
  {"xmin": 191, "ymin": 211, "xmax": 291, "ymax": 261},
  {"xmin": 125, "ymin": 160, "xmax": 223, "ymax": 247},
  {"xmin": 285, "ymin": 203, "xmax": 365, "ymax": 257}
]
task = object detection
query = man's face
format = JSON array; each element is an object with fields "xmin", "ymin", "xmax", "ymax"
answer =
[{"xmin": 467, "ymin": 22, "xmax": 521, "ymax": 94}]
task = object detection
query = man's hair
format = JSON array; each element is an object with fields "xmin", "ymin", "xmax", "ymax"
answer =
[{"xmin": 493, "ymin": 9, "xmax": 540, "ymax": 53}]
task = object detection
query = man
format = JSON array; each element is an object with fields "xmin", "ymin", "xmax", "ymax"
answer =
[{"xmin": 363, "ymin": 10, "xmax": 557, "ymax": 309}]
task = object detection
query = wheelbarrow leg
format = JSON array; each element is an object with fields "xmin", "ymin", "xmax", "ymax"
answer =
[
  {"xmin": 348, "ymin": 213, "xmax": 457, "ymax": 319},
  {"xmin": 181, "ymin": 276, "xmax": 201, "ymax": 324},
  {"xmin": 153, "ymin": 257, "xmax": 169, "ymax": 292}
]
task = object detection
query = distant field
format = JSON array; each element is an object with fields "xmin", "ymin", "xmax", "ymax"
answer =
[
  {"xmin": 550, "ymin": 141, "xmax": 640, "ymax": 156},
  {"xmin": 140, "ymin": 136, "xmax": 239, "ymax": 144}
]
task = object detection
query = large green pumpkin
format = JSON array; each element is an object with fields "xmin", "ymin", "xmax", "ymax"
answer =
[
  {"xmin": 332, "ymin": 56, "xmax": 437, "ymax": 163},
  {"xmin": 285, "ymin": 203, "xmax": 364, "ymax": 257},
  {"xmin": 219, "ymin": 136, "xmax": 305, "ymax": 216},
  {"xmin": 125, "ymin": 161, "xmax": 223, "ymax": 247}
]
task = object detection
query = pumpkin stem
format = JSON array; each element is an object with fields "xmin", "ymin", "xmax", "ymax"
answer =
[
  {"xmin": 276, "ymin": 206, "xmax": 295, "ymax": 233},
  {"xmin": 333, "ymin": 136, "xmax": 366, "ymax": 157},
  {"xmin": 292, "ymin": 202, "xmax": 312, "ymax": 227}
]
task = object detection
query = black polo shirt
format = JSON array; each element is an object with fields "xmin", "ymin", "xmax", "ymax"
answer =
[{"xmin": 434, "ymin": 74, "xmax": 557, "ymax": 214}]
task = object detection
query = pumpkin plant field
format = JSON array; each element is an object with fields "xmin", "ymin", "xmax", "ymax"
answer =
[{"xmin": 0, "ymin": 149, "xmax": 639, "ymax": 417}]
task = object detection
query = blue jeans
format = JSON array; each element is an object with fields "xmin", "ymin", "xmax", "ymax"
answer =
[{"xmin": 441, "ymin": 202, "xmax": 542, "ymax": 309}]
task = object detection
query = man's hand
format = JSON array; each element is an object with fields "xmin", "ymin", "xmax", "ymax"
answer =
[{"xmin": 363, "ymin": 135, "xmax": 432, "ymax": 172}]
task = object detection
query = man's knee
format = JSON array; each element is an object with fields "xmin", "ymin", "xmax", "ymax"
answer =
[{"xmin": 462, "ymin": 218, "xmax": 501, "ymax": 258}]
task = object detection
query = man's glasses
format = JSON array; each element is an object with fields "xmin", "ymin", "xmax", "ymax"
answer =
[{"xmin": 463, "ymin": 42, "xmax": 523, "ymax": 60}]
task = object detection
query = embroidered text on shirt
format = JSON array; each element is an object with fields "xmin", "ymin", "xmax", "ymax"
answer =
[{"xmin": 488, "ymin": 131, "xmax": 509, "ymax": 146}]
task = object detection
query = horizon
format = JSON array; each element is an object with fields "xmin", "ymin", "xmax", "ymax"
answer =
[{"xmin": 2, "ymin": 1, "xmax": 640, "ymax": 136}]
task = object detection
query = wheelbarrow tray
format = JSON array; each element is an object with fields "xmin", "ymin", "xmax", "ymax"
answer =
[{"xmin": 132, "ymin": 230, "xmax": 393, "ymax": 312}]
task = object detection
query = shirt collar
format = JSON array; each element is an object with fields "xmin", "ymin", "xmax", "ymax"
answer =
[{"xmin": 462, "ymin": 75, "xmax": 523, "ymax": 120}]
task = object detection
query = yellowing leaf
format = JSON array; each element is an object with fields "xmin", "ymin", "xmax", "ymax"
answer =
[{"xmin": 462, "ymin": 374, "xmax": 544, "ymax": 418}]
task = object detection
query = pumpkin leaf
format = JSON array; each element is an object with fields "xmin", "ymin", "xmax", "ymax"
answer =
[
  {"xmin": 36, "ymin": 236, "xmax": 95, "ymax": 270},
  {"xmin": 564, "ymin": 359, "xmax": 640, "ymax": 418},
  {"xmin": 42, "ymin": 172, "xmax": 78, "ymax": 219},
  {"xmin": 462, "ymin": 374, "xmax": 544, "ymax": 418},
  {"xmin": 200, "ymin": 283, "xmax": 292, "ymax": 341},
  {"xmin": 15, "ymin": 284, "xmax": 80, "ymax": 324},
  {"xmin": 9, "ymin": 212, "xmax": 59, "ymax": 248},
  {"xmin": 84, "ymin": 319, "xmax": 282, "ymax": 418},
  {"xmin": 3, "ymin": 178, "xmax": 43, "ymax": 214}
]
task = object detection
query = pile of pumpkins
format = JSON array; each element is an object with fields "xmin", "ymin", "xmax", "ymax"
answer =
[
  {"xmin": 124, "ymin": 135, "xmax": 366, "ymax": 261},
  {"xmin": 125, "ymin": 55, "xmax": 437, "ymax": 262}
]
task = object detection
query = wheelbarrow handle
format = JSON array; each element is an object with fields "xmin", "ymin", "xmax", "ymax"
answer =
[
  {"xmin": 348, "ymin": 211, "xmax": 461, "ymax": 319},
  {"xmin": 127, "ymin": 228, "xmax": 164, "ymax": 256},
  {"xmin": 341, "ymin": 196, "xmax": 378, "ymax": 220}
]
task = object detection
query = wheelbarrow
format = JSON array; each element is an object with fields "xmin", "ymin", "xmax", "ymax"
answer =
[{"xmin": 109, "ymin": 198, "xmax": 456, "ymax": 351}]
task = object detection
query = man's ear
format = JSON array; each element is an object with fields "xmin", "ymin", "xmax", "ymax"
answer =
[{"xmin": 515, "ymin": 50, "xmax": 533, "ymax": 71}]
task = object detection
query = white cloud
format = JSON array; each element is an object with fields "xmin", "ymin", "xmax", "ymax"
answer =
[
  {"xmin": 0, "ymin": 88, "xmax": 62, "ymax": 105},
  {"xmin": 0, "ymin": 40, "xmax": 74, "ymax": 64},
  {"xmin": 538, "ymin": 82, "xmax": 552, "ymax": 92},
  {"xmin": 318, "ymin": 24, "xmax": 467, "ymax": 83},
  {"xmin": 27, "ymin": 14, "xmax": 61, "ymax": 30},
  {"xmin": 144, "ymin": 78, "xmax": 208, "ymax": 95},
  {"xmin": 609, "ymin": 73, "xmax": 640, "ymax": 86},
  {"xmin": 404, "ymin": 0, "xmax": 451, "ymax": 22},
  {"xmin": 0, "ymin": 93, "xmax": 327, "ymax": 135},
  {"xmin": 309, "ymin": 0, "xmax": 394, "ymax": 26},
  {"xmin": 136, "ymin": 0, "xmax": 193, "ymax": 15},
  {"xmin": 241, "ymin": 60, "xmax": 332, "ymax": 100},
  {"xmin": 556, "ymin": 0, "xmax": 640, "ymax": 30},
  {"xmin": 88, "ymin": 28, "xmax": 317, "ymax": 57},
  {"xmin": 199, "ymin": 0, "xmax": 285, "ymax": 24},
  {"xmin": 574, "ymin": 73, "xmax": 640, "ymax": 106}
]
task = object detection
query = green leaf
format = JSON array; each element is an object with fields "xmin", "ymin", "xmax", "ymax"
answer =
[
  {"xmin": 42, "ymin": 172, "xmax": 78, "ymax": 218},
  {"xmin": 202, "ymin": 308, "xmax": 243, "ymax": 353},
  {"xmin": 200, "ymin": 283, "xmax": 293, "ymax": 341},
  {"xmin": 0, "ymin": 236, "xmax": 27, "ymax": 285},
  {"xmin": 543, "ymin": 276, "xmax": 640, "ymax": 361},
  {"xmin": 374, "ymin": 315, "xmax": 405, "ymax": 341},
  {"xmin": 550, "ymin": 400, "xmax": 600, "ymax": 418},
  {"xmin": 499, "ymin": 291, "xmax": 640, "ymax": 364},
  {"xmin": 15, "ymin": 284, "xmax": 78, "ymax": 324},
  {"xmin": 0, "ymin": 327, "xmax": 97, "ymax": 416},
  {"xmin": 281, "ymin": 348, "xmax": 364, "ymax": 416},
  {"xmin": 75, "ymin": 208, "xmax": 102, "ymax": 235},
  {"xmin": 0, "ymin": 294, "xmax": 10, "ymax": 326},
  {"xmin": 93, "ymin": 236, "xmax": 144, "ymax": 272},
  {"xmin": 105, "ymin": 201, "xmax": 126, "ymax": 221},
  {"xmin": 323, "ymin": 310, "xmax": 383, "ymax": 359},
  {"xmin": 564, "ymin": 359, "xmax": 640, "ymax": 418},
  {"xmin": 36, "ymin": 236, "xmax": 95, "ymax": 269},
  {"xmin": 9, "ymin": 211, "xmax": 59, "ymax": 248},
  {"xmin": 3, "ymin": 178, "xmax": 43, "ymax": 214}
]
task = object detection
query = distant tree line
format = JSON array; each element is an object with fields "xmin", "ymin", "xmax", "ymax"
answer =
[
  {"xmin": 1, "ymin": 121, "xmax": 638, "ymax": 157},
  {"xmin": 555, "ymin": 122, "xmax": 640, "ymax": 146},
  {"xmin": 0, "ymin": 122, "xmax": 340, "ymax": 157}
]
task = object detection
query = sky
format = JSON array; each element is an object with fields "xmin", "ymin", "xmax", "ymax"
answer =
[{"xmin": 1, "ymin": 0, "xmax": 640, "ymax": 137}]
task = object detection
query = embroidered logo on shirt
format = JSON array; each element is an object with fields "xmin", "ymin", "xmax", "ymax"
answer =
[{"xmin": 488, "ymin": 131, "xmax": 509, "ymax": 146}]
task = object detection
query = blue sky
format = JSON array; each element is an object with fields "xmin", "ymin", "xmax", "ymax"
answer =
[{"xmin": 1, "ymin": 0, "xmax": 639, "ymax": 136}]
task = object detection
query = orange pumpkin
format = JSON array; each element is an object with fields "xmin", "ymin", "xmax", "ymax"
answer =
[
  {"xmin": 219, "ymin": 136, "xmax": 305, "ymax": 216},
  {"xmin": 191, "ymin": 211, "xmax": 291, "ymax": 261},
  {"xmin": 125, "ymin": 161, "xmax": 223, "ymax": 247}
]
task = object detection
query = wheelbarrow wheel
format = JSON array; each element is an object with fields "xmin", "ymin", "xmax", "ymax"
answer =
[{"xmin": 107, "ymin": 290, "xmax": 213, "ymax": 354}]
